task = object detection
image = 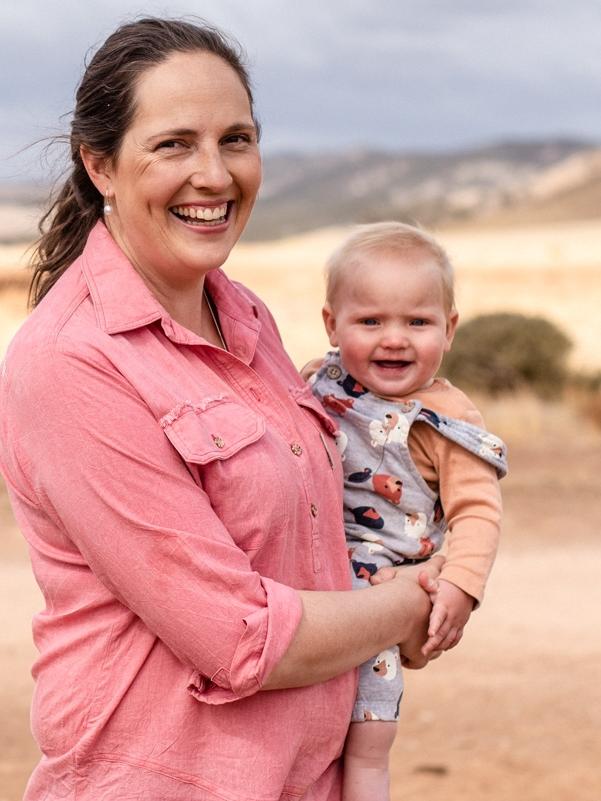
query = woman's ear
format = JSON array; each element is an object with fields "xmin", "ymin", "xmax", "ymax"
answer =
[
  {"xmin": 322, "ymin": 303, "xmax": 339, "ymax": 347},
  {"xmin": 79, "ymin": 146, "xmax": 112, "ymax": 197},
  {"xmin": 444, "ymin": 309, "xmax": 459, "ymax": 351}
]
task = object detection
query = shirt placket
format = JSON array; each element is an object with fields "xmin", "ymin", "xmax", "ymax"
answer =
[{"xmin": 213, "ymin": 351, "xmax": 325, "ymax": 573}]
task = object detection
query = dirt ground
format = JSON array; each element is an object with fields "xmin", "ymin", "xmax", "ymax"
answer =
[
  {"xmin": 2, "ymin": 397, "xmax": 600, "ymax": 801},
  {"xmin": 1, "ymin": 223, "xmax": 600, "ymax": 799}
]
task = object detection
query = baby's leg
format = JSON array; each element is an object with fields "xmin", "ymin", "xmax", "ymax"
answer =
[
  {"xmin": 344, "ymin": 544, "xmax": 404, "ymax": 801},
  {"xmin": 343, "ymin": 719, "xmax": 397, "ymax": 801}
]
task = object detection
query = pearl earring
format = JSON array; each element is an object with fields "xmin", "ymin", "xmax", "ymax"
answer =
[{"xmin": 103, "ymin": 189, "xmax": 113, "ymax": 216}]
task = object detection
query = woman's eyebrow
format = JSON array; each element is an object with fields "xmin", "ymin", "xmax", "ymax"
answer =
[
  {"xmin": 222, "ymin": 121, "xmax": 258, "ymax": 134},
  {"xmin": 147, "ymin": 122, "xmax": 257, "ymax": 141},
  {"xmin": 148, "ymin": 127, "xmax": 197, "ymax": 140}
]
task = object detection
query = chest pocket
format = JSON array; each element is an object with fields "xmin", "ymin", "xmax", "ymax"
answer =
[
  {"xmin": 160, "ymin": 397, "xmax": 290, "ymax": 554},
  {"xmin": 160, "ymin": 397, "xmax": 265, "ymax": 463}
]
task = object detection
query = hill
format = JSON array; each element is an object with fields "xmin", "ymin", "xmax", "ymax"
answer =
[
  {"xmin": 244, "ymin": 138, "xmax": 601, "ymax": 239},
  {"xmin": 0, "ymin": 139, "xmax": 600, "ymax": 245}
]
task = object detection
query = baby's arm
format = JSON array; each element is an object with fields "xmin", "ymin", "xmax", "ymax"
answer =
[{"xmin": 410, "ymin": 409, "xmax": 503, "ymax": 655}]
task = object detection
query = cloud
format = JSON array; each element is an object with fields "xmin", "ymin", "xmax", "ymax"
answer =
[{"xmin": 1, "ymin": 0, "xmax": 600, "ymax": 178}]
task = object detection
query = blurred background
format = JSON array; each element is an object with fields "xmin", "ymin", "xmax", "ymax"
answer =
[{"xmin": 1, "ymin": 2, "xmax": 600, "ymax": 800}]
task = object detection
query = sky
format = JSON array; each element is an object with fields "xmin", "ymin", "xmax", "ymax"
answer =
[{"xmin": 1, "ymin": 0, "xmax": 600, "ymax": 180}]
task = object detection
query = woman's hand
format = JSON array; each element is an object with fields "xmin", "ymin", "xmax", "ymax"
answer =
[
  {"xmin": 263, "ymin": 556, "xmax": 441, "ymax": 690},
  {"xmin": 369, "ymin": 555, "xmax": 444, "ymax": 589},
  {"xmin": 369, "ymin": 556, "xmax": 445, "ymax": 669}
]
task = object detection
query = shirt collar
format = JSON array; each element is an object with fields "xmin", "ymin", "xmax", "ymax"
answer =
[
  {"xmin": 80, "ymin": 222, "xmax": 261, "ymax": 361},
  {"xmin": 81, "ymin": 221, "xmax": 164, "ymax": 335}
]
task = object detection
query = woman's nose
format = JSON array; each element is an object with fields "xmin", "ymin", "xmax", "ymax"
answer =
[{"xmin": 188, "ymin": 146, "xmax": 233, "ymax": 192}]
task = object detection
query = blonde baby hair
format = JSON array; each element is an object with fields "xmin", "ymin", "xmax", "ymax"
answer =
[{"xmin": 325, "ymin": 221, "xmax": 455, "ymax": 314}]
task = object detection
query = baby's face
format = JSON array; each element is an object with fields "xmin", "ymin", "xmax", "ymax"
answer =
[{"xmin": 323, "ymin": 250, "xmax": 457, "ymax": 398}]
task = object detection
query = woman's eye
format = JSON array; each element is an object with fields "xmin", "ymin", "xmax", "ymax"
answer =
[
  {"xmin": 156, "ymin": 139, "xmax": 186, "ymax": 151},
  {"xmin": 222, "ymin": 133, "xmax": 252, "ymax": 147}
]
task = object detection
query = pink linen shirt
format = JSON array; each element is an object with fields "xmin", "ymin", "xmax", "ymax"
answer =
[{"xmin": 0, "ymin": 222, "xmax": 356, "ymax": 801}]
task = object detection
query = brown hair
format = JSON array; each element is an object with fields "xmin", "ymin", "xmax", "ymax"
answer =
[
  {"xmin": 325, "ymin": 221, "xmax": 455, "ymax": 313},
  {"xmin": 29, "ymin": 17, "xmax": 259, "ymax": 307}
]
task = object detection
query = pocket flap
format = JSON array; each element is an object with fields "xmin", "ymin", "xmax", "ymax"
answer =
[{"xmin": 160, "ymin": 398, "xmax": 265, "ymax": 464}]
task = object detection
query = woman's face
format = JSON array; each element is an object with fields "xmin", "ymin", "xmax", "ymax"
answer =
[{"xmin": 103, "ymin": 50, "xmax": 262, "ymax": 291}]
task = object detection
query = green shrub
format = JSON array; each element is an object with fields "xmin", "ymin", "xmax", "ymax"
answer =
[{"xmin": 442, "ymin": 312, "xmax": 572, "ymax": 397}]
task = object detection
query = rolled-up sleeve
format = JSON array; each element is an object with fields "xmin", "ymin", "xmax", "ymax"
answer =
[
  {"xmin": 5, "ymin": 341, "xmax": 303, "ymax": 702},
  {"xmin": 188, "ymin": 576, "xmax": 302, "ymax": 703}
]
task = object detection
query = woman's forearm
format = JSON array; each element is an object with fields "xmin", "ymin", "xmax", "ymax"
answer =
[{"xmin": 262, "ymin": 572, "xmax": 431, "ymax": 690}]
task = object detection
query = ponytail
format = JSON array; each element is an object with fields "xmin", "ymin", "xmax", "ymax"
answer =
[{"xmin": 29, "ymin": 156, "xmax": 102, "ymax": 307}]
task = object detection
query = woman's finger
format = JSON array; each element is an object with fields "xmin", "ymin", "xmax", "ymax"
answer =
[
  {"xmin": 416, "ymin": 556, "xmax": 445, "ymax": 590},
  {"xmin": 422, "ymin": 555, "xmax": 445, "ymax": 576},
  {"xmin": 369, "ymin": 566, "xmax": 399, "ymax": 585}
]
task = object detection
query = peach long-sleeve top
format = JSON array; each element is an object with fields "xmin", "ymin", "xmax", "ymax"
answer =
[
  {"xmin": 0, "ymin": 222, "xmax": 356, "ymax": 801},
  {"xmin": 406, "ymin": 379, "xmax": 503, "ymax": 603}
]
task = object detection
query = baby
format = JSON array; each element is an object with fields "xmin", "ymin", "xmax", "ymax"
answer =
[{"xmin": 309, "ymin": 222, "xmax": 507, "ymax": 801}]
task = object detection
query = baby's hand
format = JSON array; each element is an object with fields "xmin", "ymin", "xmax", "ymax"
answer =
[
  {"xmin": 421, "ymin": 579, "xmax": 475, "ymax": 656},
  {"xmin": 299, "ymin": 357, "xmax": 324, "ymax": 382}
]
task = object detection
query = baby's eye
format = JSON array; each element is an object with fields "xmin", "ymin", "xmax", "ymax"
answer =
[
  {"xmin": 360, "ymin": 318, "xmax": 380, "ymax": 327},
  {"xmin": 410, "ymin": 318, "xmax": 428, "ymax": 327}
]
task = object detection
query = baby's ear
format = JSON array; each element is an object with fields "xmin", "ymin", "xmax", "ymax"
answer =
[
  {"xmin": 322, "ymin": 303, "xmax": 338, "ymax": 347},
  {"xmin": 444, "ymin": 309, "xmax": 459, "ymax": 351}
]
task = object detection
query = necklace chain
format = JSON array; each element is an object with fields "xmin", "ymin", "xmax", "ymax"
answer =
[{"xmin": 203, "ymin": 290, "xmax": 227, "ymax": 351}]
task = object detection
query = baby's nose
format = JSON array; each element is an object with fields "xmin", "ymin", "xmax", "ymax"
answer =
[{"xmin": 381, "ymin": 328, "xmax": 410, "ymax": 348}]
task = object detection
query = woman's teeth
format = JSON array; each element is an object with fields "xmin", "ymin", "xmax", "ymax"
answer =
[{"xmin": 171, "ymin": 204, "xmax": 228, "ymax": 224}]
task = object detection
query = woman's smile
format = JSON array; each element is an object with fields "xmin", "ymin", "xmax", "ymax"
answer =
[
  {"xmin": 169, "ymin": 202, "xmax": 230, "ymax": 226},
  {"xmin": 100, "ymin": 50, "xmax": 262, "ymax": 291}
]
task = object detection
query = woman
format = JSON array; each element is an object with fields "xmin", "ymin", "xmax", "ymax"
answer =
[{"xmin": 0, "ymin": 18, "xmax": 441, "ymax": 801}]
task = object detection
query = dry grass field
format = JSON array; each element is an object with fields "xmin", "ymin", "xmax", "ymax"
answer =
[
  {"xmin": 222, "ymin": 218, "xmax": 601, "ymax": 372},
  {"xmin": 1, "ymin": 219, "xmax": 600, "ymax": 800},
  {"xmin": 2, "ymin": 217, "xmax": 601, "ymax": 369}
]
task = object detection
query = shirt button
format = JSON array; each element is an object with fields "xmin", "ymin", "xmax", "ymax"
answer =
[
  {"xmin": 310, "ymin": 503, "xmax": 318, "ymax": 517},
  {"xmin": 212, "ymin": 435, "xmax": 225, "ymax": 448},
  {"xmin": 290, "ymin": 442, "xmax": 303, "ymax": 456}
]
